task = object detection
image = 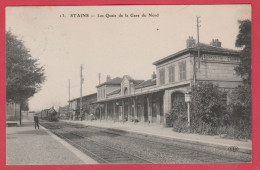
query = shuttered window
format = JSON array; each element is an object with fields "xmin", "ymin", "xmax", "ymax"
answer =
[
  {"xmin": 179, "ymin": 61, "xmax": 186, "ymax": 80},
  {"xmin": 159, "ymin": 68, "xmax": 165, "ymax": 85},
  {"xmin": 169, "ymin": 65, "xmax": 175, "ymax": 83}
]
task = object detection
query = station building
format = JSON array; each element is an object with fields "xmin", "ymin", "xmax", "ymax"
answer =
[
  {"xmin": 93, "ymin": 37, "xmax": 242, "ymax": 126},
  {"xmin": 69, "ymin": 93, "xmax": 97, "ymax": 120}
]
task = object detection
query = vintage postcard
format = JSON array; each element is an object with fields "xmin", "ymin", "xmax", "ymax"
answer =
[{"xmin": 4, "ymin": 4, "xmax": 253, "ymax": 168}]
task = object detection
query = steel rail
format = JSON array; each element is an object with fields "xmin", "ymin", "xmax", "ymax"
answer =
[{"xmin": 40, "ymin": 121, "xmax": 153, "ymax": 164}]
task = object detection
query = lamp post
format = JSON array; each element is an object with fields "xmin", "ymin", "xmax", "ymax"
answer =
[{"xmin": 185, "ymin": 92, "xmax": 192, "ymax": 127}]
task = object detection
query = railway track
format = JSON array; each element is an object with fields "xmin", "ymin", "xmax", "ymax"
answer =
[
  {"xmin": 40, "ymin": 121, "xmax": 152, "ymax": 164},
  {"xmin": 71, "ymin": 126, "xmax": 248, "ymax": 163},
  {"xmin": 40, "ymin": 120, "xmax": 251, "ymax": 163}
]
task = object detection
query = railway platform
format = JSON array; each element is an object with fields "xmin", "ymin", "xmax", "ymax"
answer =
[
  {"xmin": 62, "ymin": 119, "xmax": 252, "ymax": 154},
  {"xmin": 6, "ymin": 118, "xmax": 98, "ymax": 165}
]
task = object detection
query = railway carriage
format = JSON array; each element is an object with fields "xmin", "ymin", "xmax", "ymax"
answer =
[{"xmin": 41, "ymin": 107, "xmax": 59, "ymax": 121}]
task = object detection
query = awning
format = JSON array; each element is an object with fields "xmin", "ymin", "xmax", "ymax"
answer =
[{"xmin": 92, "ymin": 89, "xmax": 163, "ymax": 104}]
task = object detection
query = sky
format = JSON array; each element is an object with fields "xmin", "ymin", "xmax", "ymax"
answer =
[{"xmin": 6, "ymin": 5, "xmax": 251, "ymax": 111}]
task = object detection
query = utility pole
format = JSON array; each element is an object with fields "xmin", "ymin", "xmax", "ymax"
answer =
[
  {"xmin": 193, "ymin": 16, "xmax": 201, "ymax": 86},
  {"xmin": 197, "ymin": 16, "xmax": 201, "ymax": 69},
  {"xmin": 98, "ymin": 73, "xmax": 101, "ymax": 85},
  {"xmin": 80, "ymin": 65, "xmax": 84, "ymax": 120},
  {"xmin": 68, "ymin": 79, "xmax": 70, "ymax": 118}
]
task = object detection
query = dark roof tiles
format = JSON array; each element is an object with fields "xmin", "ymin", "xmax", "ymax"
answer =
[
  {"xmin": 107, "ymin": 88, "xmax": 121, "ymax": 96},
  {"xmin": 135, "ymin": 79, "xmax": 156, "ymax": 89},
  {"xmin": 153, "ymin": 43, "xmax": 240, "ymax": 66},
  {"xmin": 96, "ymin": 77, "xmax": 122, "ymax": 88}
]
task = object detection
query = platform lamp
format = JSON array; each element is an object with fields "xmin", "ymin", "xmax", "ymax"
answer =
[{"xmin": 185, "ymin": 92, "xmax": 192, "ymax": 127}]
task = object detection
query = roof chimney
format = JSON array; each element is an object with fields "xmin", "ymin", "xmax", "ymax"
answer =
[
  {"xmin": 106, "ymin": 75, "xmax": 111, "ymax": 82},
  {"xmin": 151, "ymin": 71, "xmax": 156, "ymax": 79},
  {"xmin": 98, "ymin": 73, "xmax": 101, "ymax": 84},
  {"xmin": 186, "ymin": 36, "xmax": 196, "ymax": 48},
  {"xmin": 210, "ymin": 39, "xmax": 221, "ymax": 47}
]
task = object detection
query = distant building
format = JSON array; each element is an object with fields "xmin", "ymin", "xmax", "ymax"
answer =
[
  {"xmin": 93, "ymin": 37, "xmax": 242, "ymax": 126},
  {"xmin": 6, "ymin": 102, "xmax": 20, "ymax": 126},
  {"xmin": 59, "ymin": 105, "xmax": 69, "ymax": 119},
  {"xmin": 68, "ymin": 93, "xmax": 97, "ymax": 120}
]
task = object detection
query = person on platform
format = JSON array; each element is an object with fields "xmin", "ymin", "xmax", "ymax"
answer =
[{"xmin": 34, "ymin": 114, "xmax": 39, "ymax": 129}]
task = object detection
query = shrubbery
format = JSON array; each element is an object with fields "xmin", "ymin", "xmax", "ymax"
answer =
[
  {"xmin": 227, "ymin": 84, "xmax": 252, "ymax": 139},
  {"xmin": 168, "ymin": 82, "xmax": 252, "ymax": 140}
]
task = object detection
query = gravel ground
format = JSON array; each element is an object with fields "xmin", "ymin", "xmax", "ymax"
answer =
[
  {"xmin": 72, "ymin": 128, "xmax": 242, "ymax": 163},
  {"xmin": 48, "ymin": 123, "xmax": 251, "ymax": 164}
]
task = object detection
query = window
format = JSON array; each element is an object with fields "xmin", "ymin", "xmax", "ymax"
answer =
[
  {"xmin": 159, "ymin": 68, "xmax": 165, "ymax": 85},
  {"xmin": 179, "ymin": 61, "xmax": 186, "ymax": 80},
  {"xmin": 169, "ymin": 65, "xmax": 175, "ymax": 83},
  {"xmin": 124, "ymin": 87, "xmax": 128, "ymax": 95},
  {"xmin": 101, "ymin": 88, "xmax": 104, "ymax": 98},
  {"xmin": 103, "ymin": 88, "xmax": 106, "ymax": 98}
]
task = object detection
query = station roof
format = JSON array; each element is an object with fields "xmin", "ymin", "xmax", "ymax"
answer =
[
  {"xmin": 69, "ymin": 92, "xmax": 97, "ymax": 102},
  {"xmin": 153, "ymin": 43, "xmax": 240, "ymax": 66},
  {"xmin": 135, "ymin": 79, "xmax": 156, "ymax": 89},
  {"xmin": 107, "ymin": 88, "xmax": 121, "ymax": 96},
  {"xmin": 96, "ymin": 77, "xmax": 122, "ymax": 88},
  {"xmin": 92, "ymin": 88, "xmax": 164, "ymax": 104}
]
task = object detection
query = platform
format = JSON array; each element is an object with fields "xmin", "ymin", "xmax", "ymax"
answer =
[{"xmin": 6, "ymin": 118, "xmax": 98, "ymax": 165}]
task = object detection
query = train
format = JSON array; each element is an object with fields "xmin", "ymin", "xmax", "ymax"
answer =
[{"xmin": 40, "ymin": 106, "xmax": 59, "ymax": 121}]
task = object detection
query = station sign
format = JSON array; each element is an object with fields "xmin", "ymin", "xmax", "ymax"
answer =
[{"xmin": 185, "ymin": 93, "xmax": 191, "ymax": 102}]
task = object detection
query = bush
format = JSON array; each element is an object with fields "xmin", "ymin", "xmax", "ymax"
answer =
[
  {"xmin": 170, "ymin": 82, "xmax": 229, "ymax": 135},
  {"xmin": 169, "ymin": 100, "xmax": 188, "ymax": 132},
  {"xmin": 190, "ymin": 82, "xmax": 228, "ymax": 127},
  {"xmin": 169, "ymin": 82, "xmax": 252, "ymax": 140},
  {"xmin": 228, "ymin": 84, "xmax": 251, "ymax": 122},
  {"xmin": 225, "ymin": 84, "xmax": 252, "ymax": 139}
]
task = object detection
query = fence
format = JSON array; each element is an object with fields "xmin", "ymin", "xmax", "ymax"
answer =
[{"xmin": 6, "ymin": 103, "xmax": 20, "ymax": 121}]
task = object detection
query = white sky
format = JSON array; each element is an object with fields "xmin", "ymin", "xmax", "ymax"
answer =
[{"xmin": 6, "ymin": 5, "xmax": 251, "ymax": 111}]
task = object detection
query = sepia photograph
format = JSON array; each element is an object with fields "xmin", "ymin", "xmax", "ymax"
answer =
[{"xmin": 5, "ymin": 5, "xmax": 252, "ymax": 165}]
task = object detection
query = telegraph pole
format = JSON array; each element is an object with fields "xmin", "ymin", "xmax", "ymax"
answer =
[
  {"xmin": 98, "ymin": 73, "xmax": 101, "ymax": 85},
  {"xmin": 193, "ymin": 16, "xmax": 201, "ymax": 86},
  {"xmin": 197, "ymin": 16, "xmax": 201, "ymax": 69},
  {"xmin": 80, "ymin": 65, "xmax": 83, "ymax": 120},
  {"xmin": 68, "ymin": 79, "xmax": 70, "ymax": 118}
]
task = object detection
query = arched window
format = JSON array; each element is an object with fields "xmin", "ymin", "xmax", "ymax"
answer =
[{"xmin": 124, "ymin": 87, "xmax": 128, "ymax": 95}]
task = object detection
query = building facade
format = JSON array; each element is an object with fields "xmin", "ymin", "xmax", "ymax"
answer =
[
  {"xmin": 69, "ymin": 93, "xmax": 97, "ymax": 120},
  {"xmin": 6, "ymin": 102, "xmax": 20, "ymax": 125},
  {"xmin": 94, "ymin": 37, "xmax": 241, "ymax": 126}
]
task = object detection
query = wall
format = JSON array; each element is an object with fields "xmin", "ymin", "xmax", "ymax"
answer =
[
  {"xmin": 98, "ymin": 85, "xmax": 120, "ymax": 101},
  {"xmin": 70, "ymin": 100, "xmax": 78, "ymax": 110},
  {"xmin": 156, "ymin": 54, "xmax": 191, "ymax": 88},
  {"xmin": 195, "ymin": 54, "xmax": 242, "ymax": 88},
  {"xmin": 106, "ymin": 85, "xmax": 121, "ymax": 96},
  {"xmin": 6, "ymin": 103, "xmax": 20, "ymax": 121},
  {"xmin": 121, "ymin": 77, "xmax": 131, "ymax": 95}
]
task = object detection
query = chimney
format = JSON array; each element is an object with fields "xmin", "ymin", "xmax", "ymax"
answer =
[
  {"xmin": 106, "ymin": 75, "xmax": 111, "ymax": 82},
  {"xmin": 151, "ymin": 71, "xmax": 156, "ymax": 79},
  {"xmin": 186, "ymin": 36, "xmax": 196, "ymax": 48},
  {"xmin": 210, "ymin": 39, "xmax": 221, "ymax": 47},
  {"xmin": 98, "ymin": 73, "xmax": 101, "ymax": 84}
]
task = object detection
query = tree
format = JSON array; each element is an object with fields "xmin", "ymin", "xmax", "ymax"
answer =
[
  {"xmin": 226, "ymin": 19, "xmax": 252, "ymax": 139},
  {"xmin": 169, "ymin": 82, "xmax": 228, "ymax": 135},
  {"xmin": 190, "ymin": 82, "xmax": 228, "ymax": 127},
  {"xmin": 235, "ymin": 19, "xmax": 251, "ymax": 84},
  {"xmin": 21, "ymin": 100, "xmax": 29, "ymax": 112},
  {"xmin": 6, "ymin": 31, "xmax": 45, "ymax": 123}
]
